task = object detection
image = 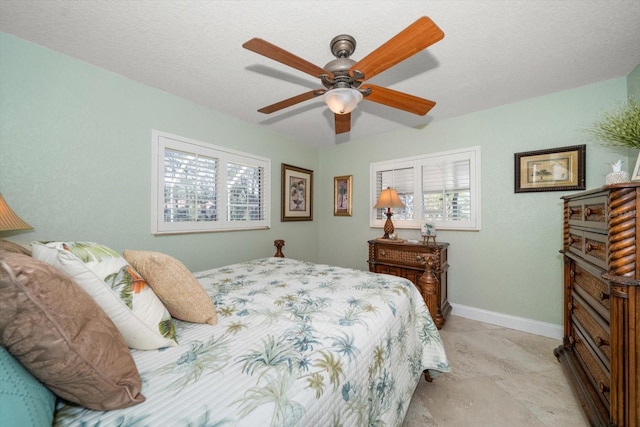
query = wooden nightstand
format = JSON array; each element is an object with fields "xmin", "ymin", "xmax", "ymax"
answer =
[{"xmin": 368, "ymin": 239, "xmax": 450, "ymax": 328}]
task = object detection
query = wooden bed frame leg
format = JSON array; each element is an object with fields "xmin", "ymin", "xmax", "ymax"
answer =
[
  {"xmin": 423, "ymin": 370, "xmax": 433, "ymax": 382},
  {"xmin": 274, "ymin": 240, "xmax": 285, "ymax": 258}
]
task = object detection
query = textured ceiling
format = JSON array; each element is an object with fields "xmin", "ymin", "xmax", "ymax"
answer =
[{"xmin": 1, "ymin": 1, "xmax": 639, "ymax": 148}]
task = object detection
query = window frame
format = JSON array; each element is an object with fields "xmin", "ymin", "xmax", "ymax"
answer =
[
  {"xmin": 370, "ymin": 146, "xmax": 481, "ymax": 231},
  {"xmin": 151, "ymin": 130, "xmax": 270, "ymax": 235}
]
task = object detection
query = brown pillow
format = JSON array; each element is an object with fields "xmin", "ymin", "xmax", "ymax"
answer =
[
  {"xmin": 123, "ymin": 250, "xmax": 217, "ymax": 325},
  {"xmin": 0, "ymin": 251, "xmax": 145, "ymax": 410},
  {"xmin": 0, "ymin": 239, "xmax": 31, "ymax": 256}
]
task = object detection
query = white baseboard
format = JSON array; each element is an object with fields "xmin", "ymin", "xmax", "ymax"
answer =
[{"xmin": 450, "ymin": 303, "xmax": 563, "ymax": 340}]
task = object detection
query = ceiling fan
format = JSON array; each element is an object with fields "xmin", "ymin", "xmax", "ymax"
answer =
[{"xmin": 242, "ymin": 16, "xmax": 444, "ymax": 135}]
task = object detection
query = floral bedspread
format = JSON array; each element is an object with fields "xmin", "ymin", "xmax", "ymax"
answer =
[{"xmin": 54, "ymin": 257, "xmax": 450, "ymax": 427}]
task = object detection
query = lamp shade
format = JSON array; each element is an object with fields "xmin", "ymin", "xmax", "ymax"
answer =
[
  {"xmin": 374, "ymin": 188, "xmax": 406, "ymax": 209},
  {"xmin": 0, "ymin": 194, "xmax": 33, "ymax": 231},
  {"xmin": 323, "ymin": 88, "xmax": 363, "ymax": 115}
]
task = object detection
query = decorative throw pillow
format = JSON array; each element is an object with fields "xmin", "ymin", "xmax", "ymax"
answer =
[
  {"xmin": 0, "ymin": 346, "xmax": 56, "ymax": 427},
  {"xmin": 0, "ymin": 239, "xmax": 31, "ymax": 256},
  {"xmin": 0, "ymin": 251, "xmax": 145, "ymax": 410},
  {"xmin": 31, "ymin": 241, "xmax": 177, "ymax": 350},
  {"xmin": 124, "ymin": 250, "xmax": 217, "ymax": 325}
]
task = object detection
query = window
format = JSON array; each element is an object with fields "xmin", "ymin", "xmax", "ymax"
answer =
[
  {"xmin": 370, "ymin": 146, "xmax": 481, "ymax": 231},
  {"xmin": 151, "ymin": 131, "xmax": 270, "ymax": 234}
]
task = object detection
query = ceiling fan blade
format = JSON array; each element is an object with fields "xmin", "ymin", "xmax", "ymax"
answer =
[
  {"xmin": 257, "ymin": 89, "xmax": 326, "ymax": 114},
  {"xmin": 243, "ymin": 38, "xmax": 334, "ymax": 79},
  {"xmin": 334, "ymin": 113, "xmax": 351, "ymax": 134},
  {"xmin": 350, "ymin": 16, "xmax": 444, "ymax": 81},
  {"xmin": 362, "ymin": 84, "xmax": 436, "ymax": 115}
]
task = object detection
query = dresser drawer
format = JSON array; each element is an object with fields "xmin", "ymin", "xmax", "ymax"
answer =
[
  {"xmin": 571, "ymin": 292, "xmax": 610, "ymax": 366},
  {"xmin": 567, "ymin": 194, "xmax": 608, "ymax": 231},
  {"xmin": 567, "ymin": 229, "xmax": 608, "ymax": 270},
  {"xmin": 573, "ymin": 326, "xmax": 610, "ymax": 407},
  {"xmin": 572, "ymin": 262, "xmax": 610, "ymax": 320}
]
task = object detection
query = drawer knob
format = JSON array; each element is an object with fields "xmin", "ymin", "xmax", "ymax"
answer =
[
  {"xmin": 568, "ymin": 336, "xmax": 576, "ymax": 345},
  {"xmin": 567, "ymin": 302, "xmax": 574, "ymax": 311},
  {"xmin": 380, "ymin": 250, "xmax": 386, "ymax": 256},
  {"xmin": 585, "ymin": 242, "xmax": 597, "ymax": 252},
  {"xmin": 584, "ymin": 207, "xmax": 593, "ymax": 218},
  {"xmin": 595, "ymin": 336, "xmax": 609, "ymax": 347},
  {"xmin": 598, "ymin": 382, "xmax": 610, "ymax": 394},
  {"xmin": 598, "ymin": 291, "xmax": 610, "ymax": 301},
  {"xmin": 569, "ymin": 270, "xmax": 576, "ymax": 278}
]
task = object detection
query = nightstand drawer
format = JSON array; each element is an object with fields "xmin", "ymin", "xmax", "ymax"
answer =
[
  {"xmin": 374, "ymin": 246, "xmax": 422, "ymax": 267},
  {"xmin": 374, "ymin": 265, "xmax": 403, "ymax": 276}
]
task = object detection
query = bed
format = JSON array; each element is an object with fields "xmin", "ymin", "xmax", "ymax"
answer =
[{"xmin": 1, "ymin": 240, "xmax": 450, "ymax": 427}]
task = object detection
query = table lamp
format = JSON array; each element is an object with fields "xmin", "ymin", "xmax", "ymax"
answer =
[
  {"xmin": 0, "ymin": 194, "xmax": 33, "ymax": 231},
  {"xmin": 374, "ymin": 187, "xmax": 405, "ymax": 239}
]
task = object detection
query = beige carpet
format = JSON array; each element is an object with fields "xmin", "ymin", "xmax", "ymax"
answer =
[{"xmin": 403, "ymin": 315, "xmax": 589, "ymax": 426}]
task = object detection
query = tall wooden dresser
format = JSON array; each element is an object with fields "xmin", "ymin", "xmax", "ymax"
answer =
[
  {"xmin": 368, "ymin": 239, "xmax": 450, "ymax": 329},
  {"xmin": 555, "ymin": 183, "xmax": 639, "ymax": 426}
]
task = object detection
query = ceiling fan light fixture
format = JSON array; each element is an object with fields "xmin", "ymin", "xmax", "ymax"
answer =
[{"xmin": 323, "ymin": 88, "xmax": 363, "ymax": 115}]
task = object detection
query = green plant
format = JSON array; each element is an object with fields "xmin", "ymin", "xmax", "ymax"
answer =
[{"xmin": 587, "ymin": 98, "xmax": 640, "ymax": 149}]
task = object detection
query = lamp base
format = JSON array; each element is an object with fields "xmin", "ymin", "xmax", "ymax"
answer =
[{"xmin": 382, "ymin": 210, "xmax": 394, "ymax": 239}]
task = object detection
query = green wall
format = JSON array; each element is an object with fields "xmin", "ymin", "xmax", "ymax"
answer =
[
  {"xmin": 1, "ymin": 32, "xmax": 636, "ymax": 327},
  {"xmin": 0, "ymin": 33, "xmax": 319, "ymax": 271},
  {"xmin": 316, "ymin": 78, "xmax": 633, "ymax": 326}
]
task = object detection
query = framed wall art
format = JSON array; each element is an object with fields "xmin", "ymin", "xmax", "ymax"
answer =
[
  {"xmin": 281, "ymin": 163, "xmax": 313, "ymax": 221},
  {"xmin": 333, "ymin": 175, "xmax": 353, "ymax": 216},
  {"xmin": 632, "ymin": 155, "xmax": 640, "ymax": 181},
  {"xmin": 514, "ymin": 145, "xmax": 586, "ymax": 193}
]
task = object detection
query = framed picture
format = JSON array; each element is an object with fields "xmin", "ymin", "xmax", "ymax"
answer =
[
  {"xmin": 281, "ymin": 163, "xmax": 313, "ymax": 221},
  {"xmin": 632, "ymin": 155, "xmax": 640, "ymax": 181},
  {"xmin": 421, "ymin": 222, "xmax": 437, "ymax": 237},
  {"xmin": 333, "ymin": 175, "xmax": 353, "ymax": 216},
  {"xmin": 514, "ymin": 145, "xmax": 586, "ymax": 193}
]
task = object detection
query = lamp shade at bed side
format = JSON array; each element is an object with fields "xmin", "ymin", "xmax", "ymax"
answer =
[
  {"xmin": 373, "ymin": 187, "xmax": 405, "ymax": 239},
  {"xmin": 0, "ymin": 194, "xmax": 32, "ymax": 232}
]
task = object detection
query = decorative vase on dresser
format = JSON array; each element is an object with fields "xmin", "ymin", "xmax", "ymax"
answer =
[
  {"xmin": 555, "ymin": 183, "xmax": 640, "ymax": 427},
  {"xmin": 368, "ymin": 239, "xmax": 450, "ymax": 329}
]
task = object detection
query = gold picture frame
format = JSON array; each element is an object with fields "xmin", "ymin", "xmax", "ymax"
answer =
[
  {"xmin": 333, "ymin": 175, "xmax": 352, "ymax": 216},
  {"xmin": 631, "ymin": 155, "xmax": 640, "ymax": 181},
  {"xmin": 281, "ymin": 163, "xmax": 313, "ymax": 221},
  {"xmin": 514, "ymin": 145, "xmax": 586, "ymax": 193}
]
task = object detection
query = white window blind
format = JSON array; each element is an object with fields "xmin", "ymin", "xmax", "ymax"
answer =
[
  {"xmin": 151, "ymin": 131, "xmax": 270, "ymax": 234},
  {"xmin": 422, "ymin": 157, "xmax": 471, "ymax": 223},
  {"xmin": 226, "ymin": 160, "xmax": 265, "ymax": 222},
  {"xmin": 375, "ymin": 167, "xmax": 414, "ymax": 221},
  {"xmin": 370, "ymin": 147, "xmax": 481, "ymax": 231},
  {"xmin": 163, "ymin": 149, "xmax": 218, "ymax": 223}
]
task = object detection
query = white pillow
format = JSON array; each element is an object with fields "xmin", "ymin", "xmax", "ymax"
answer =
[{"xmin": 32, "ymin": 241, "xmax": 177, "ymax": 350}]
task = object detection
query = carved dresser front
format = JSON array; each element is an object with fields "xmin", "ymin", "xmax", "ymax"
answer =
[{"xmin": 555, "ymin": 183, "xmax": 639, "ymax": 426}]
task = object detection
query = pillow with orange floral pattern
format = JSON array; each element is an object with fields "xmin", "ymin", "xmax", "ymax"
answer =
[{"xmin": 32, "ymin": 241, "xmax": 177, "ymax": 350}]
